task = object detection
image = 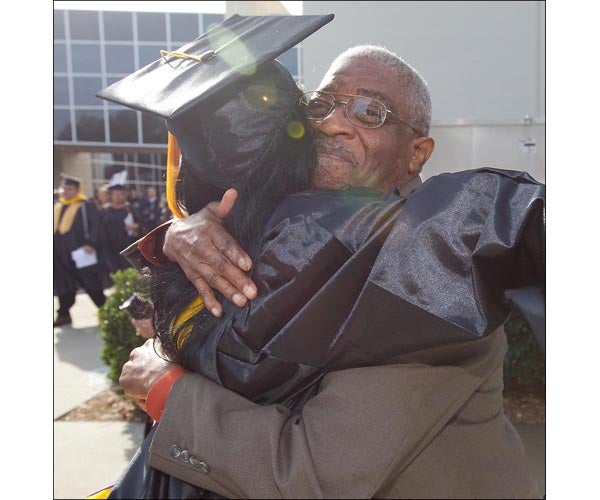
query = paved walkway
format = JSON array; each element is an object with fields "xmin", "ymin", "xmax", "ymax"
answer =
[
  {"xmin": 54, "ymin": 292, "xmax": 145, "ymax": 499},
  {"xmin": 54, "ymin": 292, "xmax": 545, "ymax": 498}
]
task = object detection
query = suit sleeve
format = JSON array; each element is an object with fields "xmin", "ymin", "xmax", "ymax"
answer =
[{"xmin": 148, "ymin": 329, "xmax": 505, "ymax": 499}]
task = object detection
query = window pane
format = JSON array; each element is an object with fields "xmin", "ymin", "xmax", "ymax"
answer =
[
  {"xmin": 277, "ymin": 47, "xmax": 298, "ymax": 76},
  {"xmin": 109, "ymin": 109, "xmax": 138, "ymax": 143},
  {"xmin": 54, "ymin": 77, "xmax": 69, "ymax": 105},
  {"xmin": 76, "ymin": 110, "xmax": 105, "ymax": 142},
  {"xmin": 73, "ymin": 77, "xmax": 103, "ymax": 106},
  {"xmin": 54, "ymin": 110, "xmax": 72, "ymax": 140},
  {"xmin": 69, "ymin": 10, "xmax": 99, "ymax": 40},
  {"xmin": 103, "ymin": 11, "xmax": 133, "ymax": 41},
  {"xmin": 138, "ymin": 45, "xmax": 163, "ymax": 69},
  {"xmin": 137, "ymin": 12, "xmax": 166, "ymax": 42},
  {"xmin": 106, "ymin": 76, "xmax": 122, "ymax": 87},
  {"xmin": 142, "ymin": 113, "xmax": 167, "ymax": 144},
  {"xmin": 54, "ymin": 43, "xmax": 67, "ymax": 73},
  {"xmin": 202, "ymin": 14, "xmax": 225, "ymax": 32},
  {"xmin": 105, "ymin": 45, "xmax": 135, "ymax": 74},
  {"xmin": 71, "ymin": 44, "xmax": 101, "ymax": 73},
  {"xmin": 54, "ymin": 11, "xmax": 65, "ymax": 39},
  {"xmin": 170, "ymin": 13, "xmax": 200, "ymax": 43}
]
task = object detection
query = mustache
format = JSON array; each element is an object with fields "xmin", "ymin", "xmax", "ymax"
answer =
[{"xmin": 313, "ymin": 138, "xmax": 358, "ymax": 165}]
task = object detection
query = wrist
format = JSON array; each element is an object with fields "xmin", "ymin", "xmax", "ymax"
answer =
[{"xmin": 145, "ymin": 365, "xmax": 186, "ymax": 422}]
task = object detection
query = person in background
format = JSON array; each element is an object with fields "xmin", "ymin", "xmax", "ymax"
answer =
[
  {"xmin": 138, "ymin": 186, "xmax": 164, "ymax": 235},
  {"xmin": 99, "ymin": 171, "xmax": 140, "ymax": 273},
  {"xmin": 93, "ymin": 183, "xmax": 112, "ymax": 288},
  {"xmin": 53, "ymin": 174, "xmax": 106, "ymax": 327},
  {"xmin": 94, "ymin": 183, "xmax": 110, "ymax": 211}
]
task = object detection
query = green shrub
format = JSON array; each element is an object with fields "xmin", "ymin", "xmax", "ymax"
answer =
[
  {"xmin": 503, "ymin": 314, "xmax": 545, "ymax": 387},
  {"xmin": 98, "ymin": 268, "xmax": 148, "ymax": 385}
]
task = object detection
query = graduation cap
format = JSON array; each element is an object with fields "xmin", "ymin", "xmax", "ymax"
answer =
[
  {"xmin": 108, "ymin": 170, "xmax": 128, "ymax": 191},
  {"xmin": 60, "ymin": 173, "xmax": 82, "ymax": 188},
  {"xmin": 96, "ymin": 14, "xmax": 334, "ymax": 216}
]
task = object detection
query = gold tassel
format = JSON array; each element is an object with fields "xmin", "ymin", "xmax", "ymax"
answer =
[{"xmin": 166, "ymin": 132, "xmax": 187, "ymax": 218}]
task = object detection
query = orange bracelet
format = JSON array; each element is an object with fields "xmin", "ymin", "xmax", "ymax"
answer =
[{"xmin": 146, "ymin": 366, "xmax": 186, "ymax": 422}]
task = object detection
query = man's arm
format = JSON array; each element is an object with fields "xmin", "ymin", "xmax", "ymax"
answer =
[{"xmin": 146, "ymin": 331, "xmax": 505, "ymax": 499}]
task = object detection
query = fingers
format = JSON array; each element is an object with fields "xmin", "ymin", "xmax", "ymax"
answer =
[{"xmin": 217, "ymin": 188, "xmax": 238, "ymax": 219}]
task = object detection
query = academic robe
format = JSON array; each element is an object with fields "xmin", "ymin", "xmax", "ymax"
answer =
[
  {"xmin": 53, "ymin": 199, "xmax": 104, "ymax": 296},
  {"xmin": 110, "ymin": 167, "xmax": 544, "ymax": 499}
]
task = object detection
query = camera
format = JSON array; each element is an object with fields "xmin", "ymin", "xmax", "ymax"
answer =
[{"xmin": 119, "ymin": 294, "xmax": 154, "ymax": 320}]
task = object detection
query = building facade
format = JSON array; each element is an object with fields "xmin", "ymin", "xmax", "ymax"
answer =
[{"xmin": 53, "ymin": 7, "xmax": 301, "ymax": 198}]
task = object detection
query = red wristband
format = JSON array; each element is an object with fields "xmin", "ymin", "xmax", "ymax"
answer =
[{"xmin": 146, "ymin": 366, "xmax": 186, "ymax": 422}]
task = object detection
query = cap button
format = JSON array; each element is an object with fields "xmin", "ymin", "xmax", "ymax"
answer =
[{"xmin": 199, "ymin": 50, "xmax": 216, "ymax": 62}]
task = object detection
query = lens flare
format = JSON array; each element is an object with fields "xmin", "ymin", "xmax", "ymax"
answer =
[
  {"xmin": 208, "ymin": 27, "xmax": 256, "ymax": 76},
  {"xmin": 287, "ymin": 120, "xmax": 305, "ymax": 139}
]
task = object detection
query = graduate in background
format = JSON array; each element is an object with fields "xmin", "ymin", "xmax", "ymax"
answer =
[
  {"xmin": 53, "ymin": 174, "xmax": 106, "ymax": 327},
  {"xmin": 99, "ymin": 171, "xmax": 140, "ymax": 274}
]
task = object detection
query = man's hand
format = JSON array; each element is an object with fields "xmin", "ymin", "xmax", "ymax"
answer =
[
  {"xmin": 119, "ymin": 339, "xmax": 173, "ymax": 411},
  {"xmin": 162, "ymin": 188, "xmax": 257, "ymax": 317}
]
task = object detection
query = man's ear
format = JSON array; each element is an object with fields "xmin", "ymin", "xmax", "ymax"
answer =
[{"xmin": 408, "ymin": 136, "xmax": 435, "ymax": 176}]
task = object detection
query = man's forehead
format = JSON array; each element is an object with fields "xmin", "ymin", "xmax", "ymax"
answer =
[{"xmin": 318, "ymin": 58, "xmax": 400, "ymax": 107}]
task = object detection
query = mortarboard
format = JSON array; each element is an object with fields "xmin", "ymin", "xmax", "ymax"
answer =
[
  {"xmin": 60, "ymin": 173, "xmax": 82, "ymax": 188},
  {"xmin": 97, "ymin": 14, "xmax": 333, "ymax": 216},
  {"xmin": 108, "ymin": 170, "xmax": 128, "ymax": 191}
]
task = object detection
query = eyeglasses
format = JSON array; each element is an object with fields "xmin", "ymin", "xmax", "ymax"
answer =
[{"xmin": 299, "ymin": 90, "xmax": 420, "ymax": 134}]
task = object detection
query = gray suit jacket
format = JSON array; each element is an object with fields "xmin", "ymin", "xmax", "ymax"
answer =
[{"xmin": 148, "ymin": 327, "xmax": 540, "ymax": 499}]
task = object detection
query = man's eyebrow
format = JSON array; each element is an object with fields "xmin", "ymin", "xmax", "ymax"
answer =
[{"xmin": 356, "ymin": 88, "xmax": 393, "ymax": 108}]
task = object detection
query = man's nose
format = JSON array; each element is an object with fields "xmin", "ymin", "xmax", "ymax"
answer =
[{"xmin": 310, "ymin": 102, "xmax": 355, "ymax": 137}]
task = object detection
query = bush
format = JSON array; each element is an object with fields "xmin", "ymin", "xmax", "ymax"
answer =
[
  {"xmin": 98, "ymin": 268, "xmax": 148, "ymax": 385},
  {"xmin": 503, "ymin": 314, "xmax": 545, "ymax": 387}
]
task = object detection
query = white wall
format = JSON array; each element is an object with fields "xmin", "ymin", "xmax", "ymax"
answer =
[{"xmin": 301, "ymin": 1, "xmax": 545, "ymax": 181}]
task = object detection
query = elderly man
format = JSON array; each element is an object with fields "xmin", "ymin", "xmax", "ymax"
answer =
[{"xmin": 119, "ymin": 46, "xmax": 541, "ymax": 498}]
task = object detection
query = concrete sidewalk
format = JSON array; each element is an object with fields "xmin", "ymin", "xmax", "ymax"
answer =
[
  {"xmin": 54, "ymin": 292, "xmax": 145, "ymax": 499},
  {"xmin": 54, "ymin": 291, "xmax": 545, "ymax": 498}
]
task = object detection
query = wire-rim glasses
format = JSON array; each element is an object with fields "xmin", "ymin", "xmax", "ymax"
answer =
[{"xmin": 299, "ymin": 90, "xmax": 420, "ymax": 134}]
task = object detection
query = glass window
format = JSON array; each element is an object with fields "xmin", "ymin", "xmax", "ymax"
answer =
[
  {"xmin": 103, "ymin": 11, "xmax": 133, "ymax": 41},
  {"xmin": 54, "ymin": 11, "xmax": 65, "ymax": 40},
  {"xmin": 54, "ymin": 77, "xmax": 70, "ymax": 105},
  {"xmin": 277, "ymin": 47, "xmax": 298, "ymax": 77},
  {"xmin": 54, "ymin": 43, "xmax": 67, "ymax": 73},
  {"xmin": 142, "ymin": 113, "xmax": 167, "ymax": 144},
  {"xmin": 105, "ymin": 45, "xmax": 135, "ymax": 74},
  {"xmin": 106, "ymin": 76, "xmax": 122, "ymax": 87},
  {"xmin": 54, "ymin": 110, "xmax": 72, "ymax": 141},
  {"xmin": 109, "ymin": 109, "xmax": 138, "ymax": 143},
  {"xmin": 202, "ymin": 14, "xmax": 225, "ymax": 32},
  {"xmin": 69, "ymin": 10, "xmax": 99, "ymax": 41},
  {"xmin": 76, "ymin": 110, "xmax": 105, "ymax": 142},
  {"xmin": 138, "ymin": 45, "xmax": 163, "ymax": 69},
  {"xmin": 137, "ymin": 12, "xmax": 166, "ymax": 42},
  {"xmin": 73, "ymin": 77, "xmax": 103, "ymax": 106},
  {"xmin": 71, "ymin": 44, "xmax": 101, "ymax": 73},
  {"xmin": 170, "ymin": 13, "xmax": 200, "ymax": 43}
]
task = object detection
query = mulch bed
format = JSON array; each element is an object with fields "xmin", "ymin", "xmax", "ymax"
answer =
[{"xmin": 56, "ymin": 386, "xmax": 147, "ymax": 423}]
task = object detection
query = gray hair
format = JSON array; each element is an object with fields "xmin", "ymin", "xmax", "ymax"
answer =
[{"xmin": 331, "ymin": 45, "xmax": 432, "ymax": 136}]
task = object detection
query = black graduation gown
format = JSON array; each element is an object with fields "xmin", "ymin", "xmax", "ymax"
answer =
[
  {"xmin": 178, "ymin": 167, "xmax": 545, "ymax": 407},
  {"xmin": 110, "ymin": 167, "xmax": 545, "ymax": 499},
  {"xmin": 53, "ymin": 200, "xmax": 103, "ymax": 296},
  {"xmin": 101, "ymin": 205, "xmax": 139, "ymax": 273}
]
